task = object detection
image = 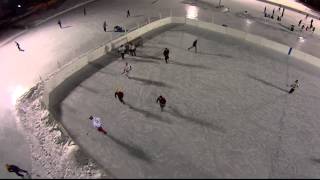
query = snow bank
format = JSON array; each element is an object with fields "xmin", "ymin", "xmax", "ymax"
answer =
[{"xmin": 15, "ymin": 82, "xmax": 109, "ymax": 179}]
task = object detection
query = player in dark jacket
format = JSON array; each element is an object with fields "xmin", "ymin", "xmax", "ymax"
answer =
[
  {"xmin": 288, "ymin": 80, "xmax": 299, "ymax": 94},
  {"xmin": 115, "ymin": 90, "xmax": 125, "ymax": 104},
  {"xmin": 163, "ymin": 48, "xmax": 170, "ymax": 63},
  {"xmin": 156, "ymin": 95, "xmax": 166, "ymax": 112},
  {"xmin": 188, "ymin": 39, "xmax": 198, "ymax": 53}
]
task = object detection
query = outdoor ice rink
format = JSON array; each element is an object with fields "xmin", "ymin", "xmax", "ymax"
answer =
[{"xmin": 58, "ymin": 24, "xmax": 320, "ymax": 178}]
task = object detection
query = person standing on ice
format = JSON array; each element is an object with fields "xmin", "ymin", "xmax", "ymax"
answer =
[
  {"xmin": 298, "ymin": 19, "xmax": 302, "ymax": 27},
  {"xmin": 89, "ymin": 116, "xmax": 107, "ymax": 135},
  {"xmin": 119, "ymin": 45, "xmax": 126, "ymax": 59},
  {"xmin": 14, "ymin": 41, "xmax": 24, "ymax": 52},
  {"xmin": 156, "ymin": 95, "xmax": 166, "ymax": 112},
  {"xmin": 288, "ymin": 80, "xmax": 299, "ymax": 94},
  {"xmin": 127, "ymin": 9, "xmax": 130, "ymax": 18},
  {"xmin": 281, "ymin": 8, "xmax": 285, "ymax": 17},
  {"xmin": 188, "ymin": 39, "xmax": 198, "ymax": 53},
  {"xmin": 129, "ymin": 43, "xmax": 136, "ymax": 56},
  {"xmin": 115, "ymin": 90, "xmax": 125, "ymax": 104},
  {"xmin": 58, "ymin": 19, "xmax": 62, "ymax": 29},
  {"xmin": 121, "ymin": 62, "xmax": 132, "ymax": 77},
  {"xmin": 103, "ymin": 21, "xmax": 107, "ymax": 32},
  {"xmin": 5, "ymin": 164, "xmax": 29, "ymax": 178},
  {"xmin": 163, "ymin": 48, "xmax": 170, "ymax": 63}
]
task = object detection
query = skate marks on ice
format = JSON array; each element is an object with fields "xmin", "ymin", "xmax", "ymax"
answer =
[
  {"xmin": 167, "ymin": 106, "xmax": 226, "ymax": 134},
  {"xmin": 107, "ymin": 134, "xmax": 153, "ymax": 163},
  {"xmin": 79, "ymin": 84, "xmax": 100, "ymax": 94},
  {"xmin": 126, "ymin": 102, "xmax": 172, "ymax": 124},
  {"xmin": 246, "ymin": 74, "xmax": 288, "ymax": 93}
]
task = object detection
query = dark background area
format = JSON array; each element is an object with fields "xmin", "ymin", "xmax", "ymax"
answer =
[
  {"xmin": 299, "ymin": 0, "xmax": 320, "ymax": 11},
  {"xmin": 0, "ymin": 0, "xmax": 65, "ymax": 29}
]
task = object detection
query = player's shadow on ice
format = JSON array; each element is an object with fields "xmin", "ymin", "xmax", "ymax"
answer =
[
  {"xmin": 132, "ymin": 14, "xmax": 145, "ymax": 17},
  {"xmin": 170, "ymin": 60, "xmax": 211, "ymax": 70},
  {"xmin": 126, "ymin": 103, "xmax": 172, "ymax": 124},
  {"xmin": 128, "ymin": 57, "xmax": 160, "ymax": 64},
  {"xmin": 136, "ymin": 54, "xmax": 162, "ymax": 61},
  {"xmin": 197, "ymin": 51, "xmax": 233, "ymax": 59},
  {"xmin": 311, "ymin": 158, "xmax": 320, "ymax": 164},
  {"xmin": 107, "ymin": 134, "xmax": 153, "ymax": 163},
  {"xmin": 62, "ymin": 25, "xmax": 72, "ymax": 29},
  {"xmin": 167, "ymin": 106, "xmax": 226, "ymax": 133},
  {"xmin": 247, "ymin": 74, "xmax": 288, "ymax": 93},
  {"xmin": 128, "ymin": 76, "xmax": 173, "ymax": 88}
]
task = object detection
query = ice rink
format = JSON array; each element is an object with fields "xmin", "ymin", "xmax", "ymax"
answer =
[{"xmin": 57, "ymin": 24, "xmax": 320, "ymax": 178}]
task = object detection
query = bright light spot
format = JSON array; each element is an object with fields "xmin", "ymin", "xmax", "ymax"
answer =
[
  {"xmin": 298, "ymin": 36, "xmax": 305, "ymax": 43},
  {"xmin": 18, "ymin": 4, "xmax": 21, "ymax": 8},
  {"xmin": 186, "ymin": 6, "xmax": 198, "ymax": 19},
  {"xmin": 10, "ymin": 85, "xmax": 28, "ymax": 105},
  {"xmin": 222, "ymin": 7, "xmax": 230, "ymax": 13},
  {"xmin": 246, "ymin": 19, "xmax": 253, "ymax": 24}
]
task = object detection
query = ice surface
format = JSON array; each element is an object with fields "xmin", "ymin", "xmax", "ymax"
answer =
[
  {"xmin": 2, "ymin": 0, "xmax": 320, "ymax": 178},
  {"xmin": 56, "ymin": 24, "xmax": 320, "ymax": 178}
]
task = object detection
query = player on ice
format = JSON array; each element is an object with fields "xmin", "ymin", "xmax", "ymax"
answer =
[
  {"xmin": 188, "ymin": 39, "xmax": 198, "ymax": 53},
  {"xmin": 118, "ymin": 45, "xmax": 126, "ymax": 59},
  {"xmin": 89, "ymin": 116, "xmax": 107, "ymax": 135},
  {"xmin": 115, "ymin": 89, "xmax": 125, "ymax": 104},
  {"xmin": 163, "ymin": 48, "xmax": 170, "ymax": 63},
  {"xmin": 288, "ymin": 80, "xmax": 299, "ymax": 94},
  {"xmin": 58, "ymin": 19, "xmax": 62, "ymax": 29},
  {"xmin": 121, "ymin": 62, "xmax": 132, "ymax": 77},
  {"xmin": 14, "ymin": 41, "xmax": 24, "ymax": 52},
  {"xmin": 156, "ymin": 95, "xmax": 166, "ymax": 112},
  {"xmin": 5, "ymin": 164, "xmax": 29, "ymax": 178}
]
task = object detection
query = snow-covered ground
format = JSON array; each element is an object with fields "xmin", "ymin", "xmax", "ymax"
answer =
[
  {"xmin": 2, "ymin": 0, "xmax": 320, "ymax": 178},
  {"xmin": 15, "ymin": 82, "xmax": 110, "ymax": 178},
  {"xmin": 57, "ymin": 24, "xmax": 320, "ymax": 178}
]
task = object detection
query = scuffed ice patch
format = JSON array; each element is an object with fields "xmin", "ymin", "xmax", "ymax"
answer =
[{"xmin": 15, "ymin": 82, "xmax": 109, "ymax": 179}]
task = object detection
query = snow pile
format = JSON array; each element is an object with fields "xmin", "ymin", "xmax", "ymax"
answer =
[{"xmin": 15, "ymin": 82, "xmax": 108, "ymax": 179}]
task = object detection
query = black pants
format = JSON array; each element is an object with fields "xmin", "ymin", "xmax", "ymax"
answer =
[
  {"xmin": 288, "ymin": 88, "xmax": 295, "ymax": 94},
  {"xmin": 160, "ymin": 104, "xmax": 165, "ymax": 111},
  {"xmin": 119, "ymin": 97, "xmax": 125, "ymax": 104},
  {"xmin": 12, "ymin": 169, "xmax": 28, "ymax": 178},
  {"xmin": 121, "ymin": 53, "xmax": 125, "ymax": 59},
  {"xmin": 164, "ymin": 55, "xmax": 169, "ymax": 63},
  {"xmin": 188, "ymin": 45, "xmax": 197, "ymax": 53},
  {"xmin": 132, "ymin": 50, "xmax": 136, "ymax": 56}
]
